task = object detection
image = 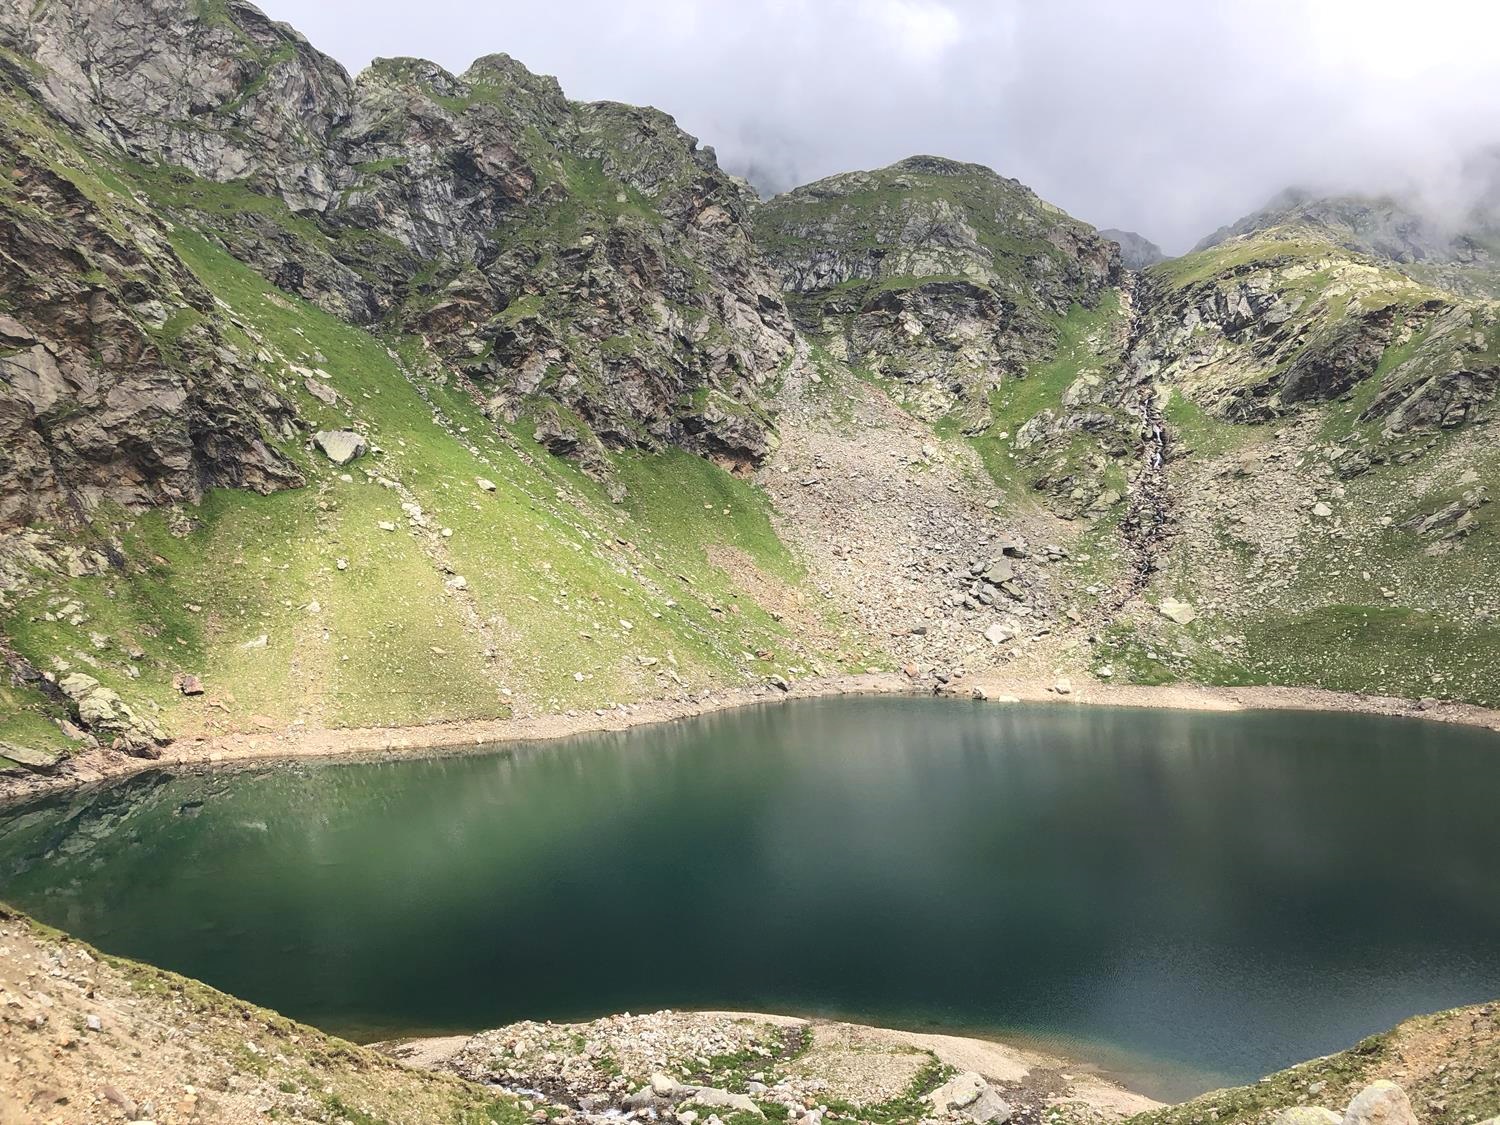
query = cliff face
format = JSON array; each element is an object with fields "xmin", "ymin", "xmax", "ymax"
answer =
[
  {"xmin": 754, "ymin": 155, "xmax": 1122, "ymax": 419},
  {"xmin": 1099, "ymin": 228, "xmax": 1166, "ymax": 270},
  {"xmin": 0, "ymin": 82, "xmax": 302, "ymax": 529},
  {"xmin": 0, "ymin": 0, "xmax": 353, "ymax": 211},
  {"xmin": 1137, "ymin": 224, "xmax": 1500, "ymax": 452},
  {"xmin": 0, "ymin": 0, "xmax": 798, "ymax": 526}
]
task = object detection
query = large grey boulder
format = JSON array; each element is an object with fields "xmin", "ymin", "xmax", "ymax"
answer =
[
  {"xmin": 1272, "ymin": 1108, "xmax": 1342, "ymax": 1125},
  {"xmin": 1343, "ymin": 1082, "xmax": 1417, "ymax": 1125},
  {"xmin": 314, "ymin": 430, "xmax": 368, "ymax": 465},
  {"xmin": 980, "ymin": 559, "xmax": 1015, "ymax": 586},
  {"xmin": 1158, "ymin": 597, "xmax": 1197, "ymax": 625},
  {"xmin": 58, "ymin": 673, "xmax": 169, "ymax": 755},
  {"xmin": 685, "ymin": 1087, "xmax": 763, "ymax": 1118},
  {"xmin": 927, "ymin": 1071, "xmax": 1013, "ymax": 1123}
]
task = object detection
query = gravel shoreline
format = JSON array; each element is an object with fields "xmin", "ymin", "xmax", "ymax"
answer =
[
  {"xmin": 376, "ymin": 1008, "xmax": 1163, "ymax": 1125},
  {"xmin": 4, "ymin": 672, "xmax": 1499, "ymax": 806}
]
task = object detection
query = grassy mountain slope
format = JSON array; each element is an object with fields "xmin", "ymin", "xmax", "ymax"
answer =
[
  {"xmin": 1131, "ymin": 998, "xmax": 1500, "ymax": 1125},
  {"xmin": 1083, "ymin": 224, "xmax": 1500, "ymax": 703},
  {"xmin": 0, "ymin": 68, "xmax": 856, "ymax": 770}
]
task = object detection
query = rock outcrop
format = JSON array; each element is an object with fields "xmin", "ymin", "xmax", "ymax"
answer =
[
  {"xmin": 0, "ymin": 0, "xmax": 352, "ymax": 211},
  {"xmin": 754, "ymin": 155, "xmax": 1122, "ymax": 419},
  {"xmin": 1100, "ymin": 227, "xmax": 1167, "ymax": 270},
  {"xmin": 1131, "ymin": 229, "xmax": 1500, "ymax": 445},
  {"xmin": 0, "ymin": 0, "xmax": 800, "ymax": 526},
  {"xmin": 0, "ymin": 86, "xmax": 302, "ymax": 529},
  {"xmin": 1193, "ymin": 184, "xmax": 1500, "ymax": 297}
]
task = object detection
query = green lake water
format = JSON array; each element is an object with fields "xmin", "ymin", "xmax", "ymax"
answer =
[{"xmin": 2, "ymin": 697, "xmax": 1498, "ymax": 1101}]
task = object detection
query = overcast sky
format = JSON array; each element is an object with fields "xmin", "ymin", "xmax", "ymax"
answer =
[{"xmin": 256, "ymin": 0, "xmax": 1500, "ymax": 252}]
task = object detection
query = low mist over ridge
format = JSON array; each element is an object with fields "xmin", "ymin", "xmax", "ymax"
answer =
[{"xmin": 254, "ymin": 0, "xmax": 1500, "ymax": 251}]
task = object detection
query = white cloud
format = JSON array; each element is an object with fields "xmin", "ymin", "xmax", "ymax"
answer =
[{"xmin": 257, "ymin": 0, "xmax": 1500, "ymax": 251}]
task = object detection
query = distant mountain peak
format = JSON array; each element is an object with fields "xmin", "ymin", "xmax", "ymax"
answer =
[{"xmin": 1098, "ymin": 228, "xmax": 1165, "ymax": 270}]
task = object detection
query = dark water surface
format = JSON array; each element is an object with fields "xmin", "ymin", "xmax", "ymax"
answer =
[{"xmin": 2, "ymin": 698, "xmax": 1498, "ymax": 1100}]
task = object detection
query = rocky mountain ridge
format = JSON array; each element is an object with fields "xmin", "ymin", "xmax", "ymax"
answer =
[
  {"xmin": 1099, "ymin": 229, "xmax": 1166, "ymax": 270},
  {"xmin": 754, "ymin": 155, "xmax": 1122, "ymax": 421},
  {"xmin": 1, "ymin": 0, "xmax": 798, "ymax": 500},
  {"xmin": 0, "ymin": 0, "xmax": 1498, "ymax": 775},
  {"xmin": 1193, "ymin": 183, "xmax": 1500, "ymax": 297}
]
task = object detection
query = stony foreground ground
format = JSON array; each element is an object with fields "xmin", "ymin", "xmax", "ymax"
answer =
[
  {"xmin": 0, "ymin": 906, "xmax": 526, "ymax": 1124},
  {"xmin": 381, "ymin": 1008, "xmax": 1159, "ymax": 1125}
]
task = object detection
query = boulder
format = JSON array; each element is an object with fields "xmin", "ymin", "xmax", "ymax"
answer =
[
  {"xmin": 313, "ymin": 429, "xmax": 367, "ymax": 465},
  {"xmin": 1343, "ymin": 1082, "xmax": 1416, "ymax": 1125},
  {"xmin": 0, "ymin": 742, "xmax": 66, "ymax": 774},
  {"xmin": 981, "ymin": 559, "xmax": 1015, "ymax": 586},
  {"xmin": 1054, "ymin": 677, "xmax": 1073, "ymax": 695},
  {"xmin": 984, "ymin": 622, "xmax": 1014, "ymax": 645},
  {"xmin": 1272, "ymin": 1109, "xmax": 1342, "ymax": 1125},
  {"xmin": 650, "ymin": 1073, "xmax": 684, "ymax": 1098},
  {"xmin": 476, "ymin": 478, "xmax": 497, "ymax": 492},
  {"xmin": 304, "ymin": 377, "xmax": 339, "ymax": 405},
  {"xmin": 1159, "ymin": 597, "xmax": 1197, "ymax": 625},
  {"xmin": 62, "ymin": 675, "xmax": 169, "ymax": 755},
  {"xmin": 927, "ymin": 1072, "xmax": 1012, "ymax": 1123},
  {"xmin": 685, "ymin": 1087, "xmax": 763, "ymax": 1118},
  {"xmin": 176, "ymin": 674, "xmax": 205, "ymax": 696},
  {"xmin": 58, "ymin": 672, "xmax": 101, "ymax": 701}
]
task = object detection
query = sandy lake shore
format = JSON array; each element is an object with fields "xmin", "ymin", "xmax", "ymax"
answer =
[
  {"xmin": 377, "ymin": 1007, "xmax": 1165, "ymax": 1121},
  {"xmin": 4, "ymin": 671, "xmax": 1499, "ymax": 805}
]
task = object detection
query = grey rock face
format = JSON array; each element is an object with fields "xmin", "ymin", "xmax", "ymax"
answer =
[
  {"xmin": 0, "ymin": 110, "xmax": 302, "ymax": 529},
  {"xmin": 1130, "ymin": 254, "xmax": 1497, "ymax": 446},
  {"xmin": 313, "ymin": 430, "xmax": 368, "ymax": 465},
  {"xmin": 0, "ymin": 0, "xmax": 353, "ymax": 211},
  {"xmin": 57, "ymin": 673, "xmax": 169, "ymax": 755},
  {"xmin": 0, "ymin": 0, "xmax": 803, "ymax": 527},
  {"xmin": 755, "ymin": 155, "xmax": 1122, "ymax": 416},
  {"xmin": 1100, "ymin": 228, "xmax": 1167, "ymax": 270}
]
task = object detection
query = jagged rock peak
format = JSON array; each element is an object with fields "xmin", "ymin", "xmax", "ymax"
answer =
[
  {"xmin": 890, "ymin": 154, "xmax": 993, "ymax": 177},
  {"xmin": 0, "ymin": 0, "xmax": 353, "ymax": 211},
  {"xmin": 462, "ymin": 52, "xmax": 569, "ymax": 104},
  {"xmin": 753, "ymin": 151, "xmax": 1121, "ymax": 420},
  {"xmin": 1099, "ymin": 228, "xmax": 1166, "ymax": 270}
]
